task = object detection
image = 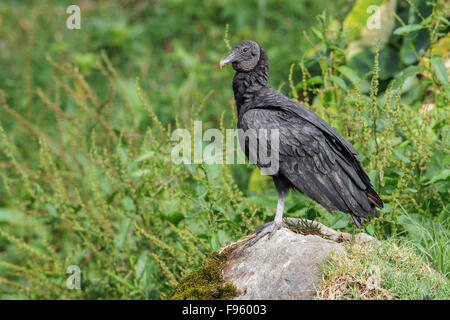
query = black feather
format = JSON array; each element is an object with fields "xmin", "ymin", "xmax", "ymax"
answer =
[{"xmin": 228, "ymin": 41, "xmax": 383, "ymax": 228}]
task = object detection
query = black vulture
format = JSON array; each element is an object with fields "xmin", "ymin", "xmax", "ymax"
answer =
[{"xmin": 219, "ymin": 40, "xmax": 383, "ymax": 244}]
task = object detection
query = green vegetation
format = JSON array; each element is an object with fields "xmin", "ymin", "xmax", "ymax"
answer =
[
  {"xmin": 170, "ymin": 253, "xmax": 235, "ymax": 300},
  {"xmin": 317, "ymin": 240, "xmax": 450, "ymax": 300},
  {"xmin": 285, "ymin": 218, "xmax": 325, "ymax": 237},
  {"xmin": 0, "ymin": 0, "xmax": 448, "ymax": 299}
]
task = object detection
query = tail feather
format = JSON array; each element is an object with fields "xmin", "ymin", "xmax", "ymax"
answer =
[
  {"xmin": 351, "ymin": 214, "xmax": 362, "ymax": 229},
  {"xmin": 366, "ymin": 187, "xmax": 383, "ymax": 209}
]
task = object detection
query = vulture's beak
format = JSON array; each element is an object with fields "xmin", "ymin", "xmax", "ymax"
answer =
[{"xmin": 219, "ymin": 51, "xmax": 237, "ymax": 69}]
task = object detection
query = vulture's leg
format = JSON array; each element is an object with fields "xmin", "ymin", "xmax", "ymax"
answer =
[
  {"xmin": 240, "ymin": 175, "xmax": 289, "ymax": 249},
  {"xmin": 274, "ymin": 185, "xmax": 287, "ymax": 224},
  {"xmin": 269, "ymin": 175, "xmax": 289, "ymax": 237}
]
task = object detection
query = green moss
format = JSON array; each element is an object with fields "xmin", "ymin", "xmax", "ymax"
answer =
[{"xmin": 170, "ymin": 253, "xmax": 236, "ymax": 300}]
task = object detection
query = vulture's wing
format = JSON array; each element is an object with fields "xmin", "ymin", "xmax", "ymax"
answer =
[{"xmin": 240, "ymin": 105, "xmax": 382, "ymax": 228}]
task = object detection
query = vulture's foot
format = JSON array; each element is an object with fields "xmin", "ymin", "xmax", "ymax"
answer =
[{"xmin": 240, "ymin": 220, "xmax": 286, "ymax": 250}]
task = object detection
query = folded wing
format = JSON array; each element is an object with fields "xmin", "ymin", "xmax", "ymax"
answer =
[{"xmin": 240, "ymin": 106, "xmax": 382, "ymax": 228}]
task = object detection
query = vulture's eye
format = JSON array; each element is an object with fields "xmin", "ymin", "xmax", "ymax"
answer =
[{"xmin": 243, "ymin": 47, "xmax": 248, "ymax": 53}]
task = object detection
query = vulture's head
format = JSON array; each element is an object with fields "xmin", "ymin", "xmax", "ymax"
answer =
[{"xmin": 220, "ymin": 40, "xmax": 261, "ymax": 72}]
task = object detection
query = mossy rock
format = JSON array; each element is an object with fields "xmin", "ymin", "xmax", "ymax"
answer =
[{"xmin": 170, "ymin": 253, "xmax": 236, "ymax": 300}]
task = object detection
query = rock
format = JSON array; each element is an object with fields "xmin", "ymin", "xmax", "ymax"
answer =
[
  {"xmin": 222, "ymin": 227, "xmax": 347, "ymax": 300},
  {"xmin": 218, "ymin": 218, "xmax": 380, "ymax": 300},
  {"xmin": 354, "ymin": 232, "xmax": 380, "ymax": 243}
]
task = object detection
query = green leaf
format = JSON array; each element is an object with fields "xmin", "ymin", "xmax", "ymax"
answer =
[
  {"xmin": 393, "ymin": 24, "xmax": 425, "ymax": 35},
  {"xmin": 131, "ymin": 169, "xmax": 151, "ymax": 178},
  {"xmin": 167, "ymin": 212, "xmax": 184, "ymax": 224},
  {"xmin": 0, "ymin": 208, "xmax": 27, "ymax": 225},
  {"xmin": 210, "ymin": 233, "xmax": 221, "ymax": 252},
  {"xmin": 294, "ymin": 76, "xmax": 323, "ymax": 90},
  {"xmin": 430, "ymin": 56, "xmax": 449, "ymax": 85},
  {"xmin": 45, "ymin": 203, "xmax": 58, "ymax": 218},
  {"xmin": 390, "ymin": 65, "xmax": 421, "ymax": 90},
  {"xmin": 425, "ymin": 169, "xmax": 450, "ymax": 185},
  {"xmin": 399, "ymin": 28, "xmax": 429, "ymax": 65},
  {"xmin": 135, "ymin": 254, "xmax": 151, "ymax": 288},
  {"xmin": 310, "ymin": 27, "xmax": 323, "ymax": 40},
  {"xmin": 135, "ymin": 151, "xmax": 155, "ymax": 162},
  {"xmin": 217, "ymin": 229, "xmax": 230, "ymax": 247},
  {"xmin": 365, "ymin": 224, "xmax": 375, "ymax": 236},
  {"xmin": 331, "ymin": 75, "xmax": 348, "ymax": 90},
  {"xmin": 287, "ymin": 203, "xmax": 308, "ymax": 213},
  {"xmin": 390, "ymin": 147, "xmax": 410, "ymax": 163},
  {"xmin": 330, "ymin": 214, "xmax": 351, "ymax": 229},
  {"xmin": 338, "ymin": 66, "xmax": 360, "ymax": 85},
  {"xmin": 121, "ymin": 196, "xmax": 136, "ymax": 211},
  {"xmin": 106, "ymin": 270, "xmax": 134, "ymax": 290},
  {"xmin": 114, "ymin": 218, "xmax": 131, "ymax": 249},
  {"xmin": 368, "ymin": 169, "xmax": 380, "ymax": 191},
  {"xmin": 378, "ymin": 46, "xmax": 402, "ymax": 80}
]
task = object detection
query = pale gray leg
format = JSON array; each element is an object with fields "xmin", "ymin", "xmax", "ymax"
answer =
[
  {"xmin": 240, "ymin": 176, "xmax": 289, "ymax": 249},
  {"xmin": 274, "ymin": 189, "xmax": 287, "ymax": 224}
]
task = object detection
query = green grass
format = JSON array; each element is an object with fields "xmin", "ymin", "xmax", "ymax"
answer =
[
  {"xmin": 317, "ymin": 240, "xmax": 450, "ymax": 300},
  {"xmin": 397, "ymin": 211, "xmax": 449, "ymax": 277}
]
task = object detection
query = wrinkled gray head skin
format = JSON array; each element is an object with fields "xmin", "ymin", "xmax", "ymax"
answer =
[{"xmin": 220, "ymin": 40, "xmax": 261, "ymax": 72}]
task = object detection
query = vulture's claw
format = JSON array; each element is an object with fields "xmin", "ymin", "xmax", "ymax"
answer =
[{"xmin": 240, "ymin": 220, "xmax": 286, "ymax": 250}]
